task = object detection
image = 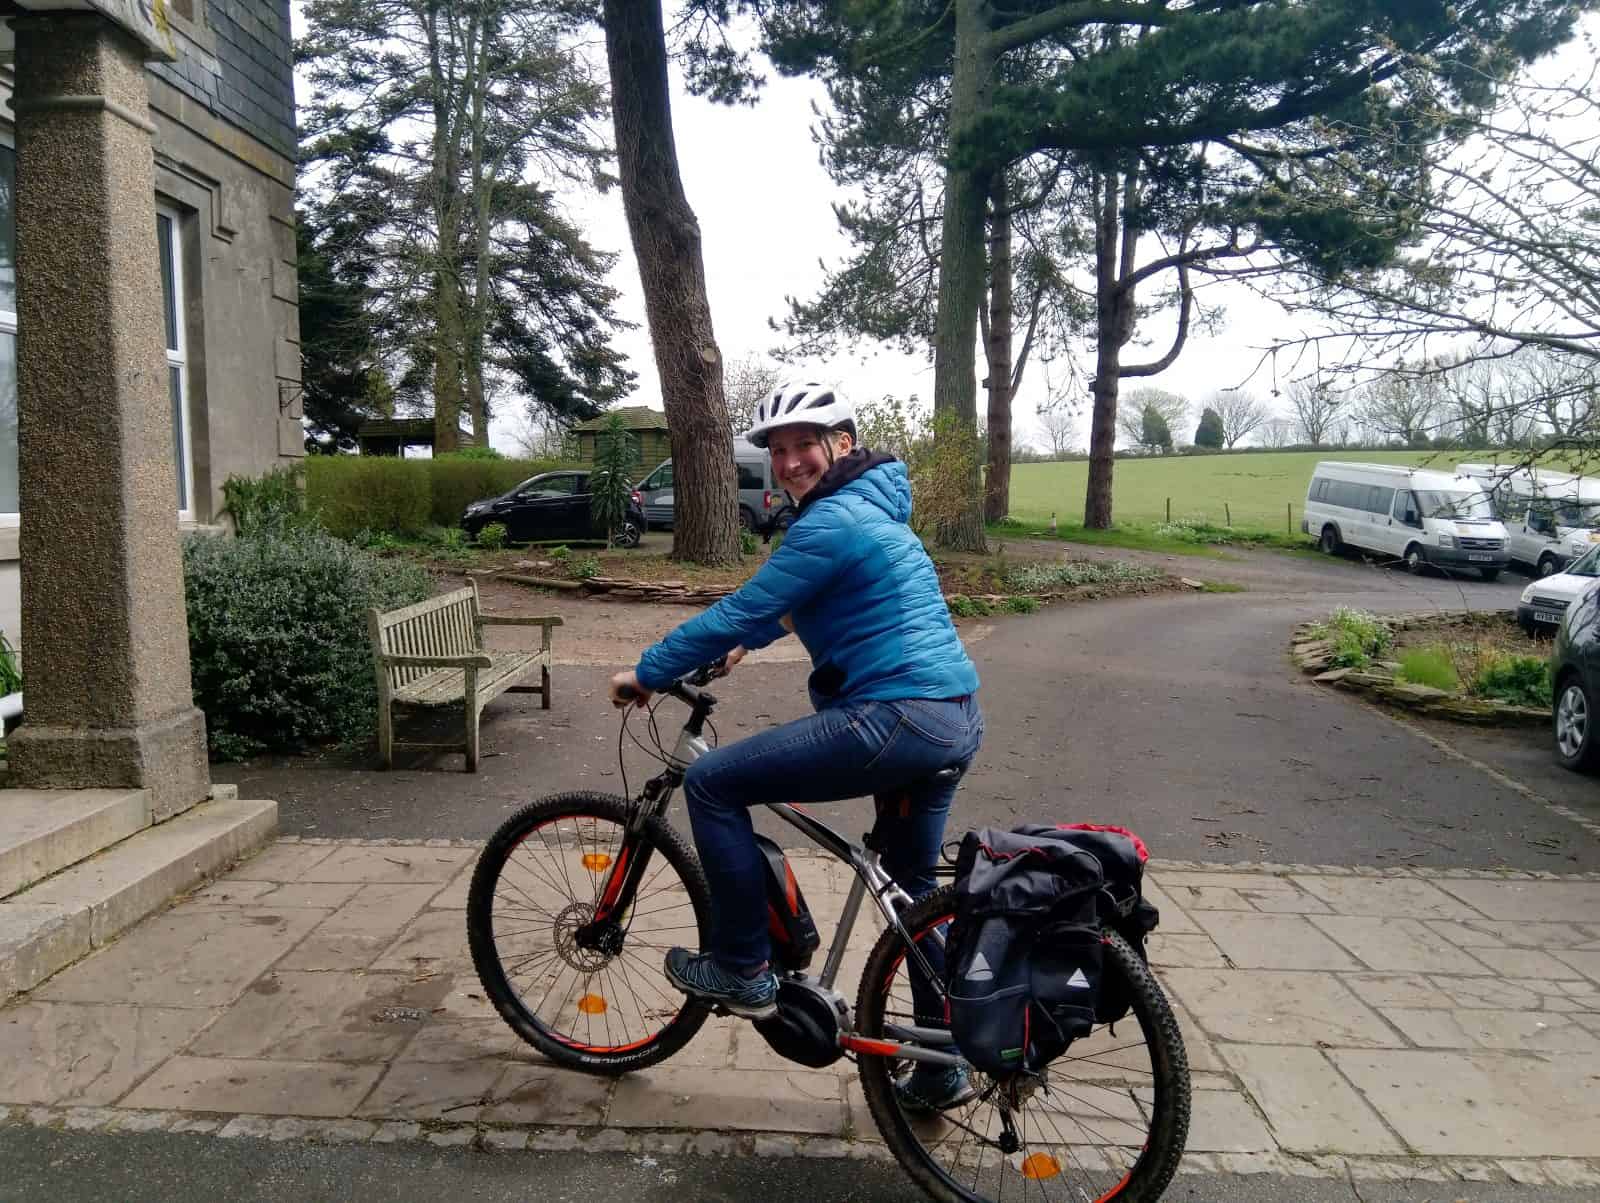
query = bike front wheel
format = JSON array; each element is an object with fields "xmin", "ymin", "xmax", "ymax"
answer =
[
  {"xmin": 467, "ymin": 791, "xmax": 713, "ymax": 1074},
  {"xmin": 857, "ymin": 884, "xmax": 1191, "ymax": 1203}
]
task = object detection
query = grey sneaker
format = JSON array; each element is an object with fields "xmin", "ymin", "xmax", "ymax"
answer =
[
  {"xmin": 895, "ymin": 1064, "xmax": 979, "ymax": 1113},
  {"xmin": 663, "ymin": 948, "xmax": 779, "ymax": 1019}
]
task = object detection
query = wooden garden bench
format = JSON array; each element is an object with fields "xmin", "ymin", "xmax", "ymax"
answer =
[{"xmin": 368, "ymin": 580, "xmax": 561, "ymax": 772}]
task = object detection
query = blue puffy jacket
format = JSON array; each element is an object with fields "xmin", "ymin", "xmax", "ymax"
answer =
[{"xmin": 635, "ymin": 456, "xmax": 980, "ymax": 707}]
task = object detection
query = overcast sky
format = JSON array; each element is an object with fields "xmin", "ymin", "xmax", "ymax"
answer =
[{"xmin": 288, "ymin": 6, "xmax": 1592, "ymax": 454}]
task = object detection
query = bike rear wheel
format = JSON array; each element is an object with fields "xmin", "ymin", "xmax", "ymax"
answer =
[
  {"xmin": 467, "ymin": 792, "xmax": 713, "ymax": 1074},
  {"xmin": 857, "ymin": 884, "xmax": 1191, "ymax": 1203}
]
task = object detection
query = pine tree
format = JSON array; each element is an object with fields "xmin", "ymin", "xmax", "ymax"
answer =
[{"xmin": 1194, "ymin": 408, "xmax": 1224, "ymax": 450}]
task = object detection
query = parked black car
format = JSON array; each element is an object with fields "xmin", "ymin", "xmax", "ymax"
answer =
[
  {"xmin": 460, "ymin": 471, "xmax": 643, "ymax": 547},
  {"xmin": 1551, "ymin": 577, "xmax": 1600, "ymax": 770}
]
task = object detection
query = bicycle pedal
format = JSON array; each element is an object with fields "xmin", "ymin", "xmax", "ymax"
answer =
[{"xmin": 711, "ymin": 1004, "xmax": 733, "ymax": 1018}]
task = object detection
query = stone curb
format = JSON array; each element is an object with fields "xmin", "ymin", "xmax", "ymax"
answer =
[
  {"xmin": 256, "ymin": 837, "xmax": 1600, "ymax": 881},
  {"xmin": 1292, "ymin": 613, "xmax": 1550, "ymax": 727},
  {"xmin": 5, "ymin": 1103, "xmax": 1599, "ymax": 1185}
]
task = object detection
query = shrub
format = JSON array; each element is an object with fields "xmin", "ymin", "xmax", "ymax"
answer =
[
  {"xmin": 305, "ymin": 453, "xmax": 571, "ymax": 535},
  {"xmin": 1003, "ymin": 596, "xmax": 1039, "ymax": 614},
  {"xmin": 477, "ymin": 522, "xmax": 509, "ymax": 550},
  {"xmin": 427, "ymin": 454, "xmax": 553, "ymax": 529},
  {"xmin": 183, "ymin": 529, "xmax": 432, "ymax": 761},
  {"xmin": 739, "ymin": 530, "xmax": 759, "ymax": 557},
  {"xmin": 1473, "ymin": 654, "xmax": 1552, "ymax": 707},
  {"xmin": 221, "ymin": 465, "xmax": 313, "ymax": 536},
  {"xmin": 448, "ymin": 445, "xmax": 504, "ymax": 460},
  {"xmin": 1312, "ymin": 608, "xmax": 1392, "ymax": 669},
  {"xmin": 570, "ymin": 554, "xmax": 601, "ymax": 581},
  {"xmin": 588, "ymin": 415, "xmax": 636, "ymax": 544},
  {"xmin": 947, "ymin": 594, "xmax": 993, "ymax": 618},
  {"xmin": 549, "ymin": 544, "xmax": 571, "ymax": 560},
  {"xmin": 1397, "ymin": 647, "xmax": 1460, "ymax": 692},
  {"xmin": 306, "ymin": 456, "xmax": 432, "ymax": 539}
]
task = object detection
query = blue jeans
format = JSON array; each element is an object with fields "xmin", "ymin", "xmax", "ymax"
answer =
[{"xmin": 682, "ymin": 695, "xmax": 983, "ymax": 972}]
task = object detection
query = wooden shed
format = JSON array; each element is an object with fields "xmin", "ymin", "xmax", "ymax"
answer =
[{"xmin": 574, "ymin": 407, "xmax": 670, "ymax": 469}]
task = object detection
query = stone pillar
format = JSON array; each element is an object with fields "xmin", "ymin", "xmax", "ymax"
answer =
[{"xmin": 7, "ymin": 15, "xmax": 210, "ymax": 820}]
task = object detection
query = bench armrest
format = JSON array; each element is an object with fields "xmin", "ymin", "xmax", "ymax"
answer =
[
  {"xmin": 381, "ymin": 653, "xmax": 494, "ymax": 670},
  {"xmin": 475, "ymin": 615, "xmax": 564, "ymax": 628}
]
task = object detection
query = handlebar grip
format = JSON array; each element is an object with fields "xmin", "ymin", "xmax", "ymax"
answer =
[{"xmin": 613, "ymin": 683, "xmax": 640, "ymax": 707}]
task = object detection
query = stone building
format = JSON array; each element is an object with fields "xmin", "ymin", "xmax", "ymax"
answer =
[{"xmin": 0, "ymin": 1, "xmax": 303, "ymax": 647}]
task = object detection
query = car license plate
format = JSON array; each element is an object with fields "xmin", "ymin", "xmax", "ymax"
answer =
[
  {"xmin": 1467, "ymin": 553, "xmax": 1494, "ymax": 562},
  {"xmin": 1535, "ymin": 610, "xmax": 1563, "ymax": 624}
]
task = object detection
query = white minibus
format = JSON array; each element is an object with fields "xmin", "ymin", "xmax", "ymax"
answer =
[
  {"xmin": 1458, "ymin": 464, "xmax": 1600, "ymax": 578},
  {"xmin": 1303, "ymin": 462, "xmax": 1509, "ymax": 580}
]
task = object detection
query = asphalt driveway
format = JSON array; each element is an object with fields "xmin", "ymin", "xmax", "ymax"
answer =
[{"xmin": 215, "ymin": 545, "xmax": 1600, "ymax": 873}]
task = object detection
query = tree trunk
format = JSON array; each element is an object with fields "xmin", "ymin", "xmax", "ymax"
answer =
[
  {"xmin": 602, "ymin": 0, "xmax": 739, "ymax": 565},
  {"xmin": 1084, "ymin": 171, "xmax": 1125, "ymax": 529},
  {"xmin": 426, "ymin": 8, "xmax": 466, "ymax": 454},
  {"xmin": 983, "ymin": 169, "xmax": 1013, "ymax": 525},
  {"xmin": 928, "ymin": 0, "xmax": 990, "ymax": 552},
  {"xmin": 465, "ymin": 20, "xmax": 494, "ymax": 445}
]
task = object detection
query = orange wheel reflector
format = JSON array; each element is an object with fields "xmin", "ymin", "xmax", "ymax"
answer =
[
  {"xmin": 1021, "ymin": 1153, "xmax": 1061, "ymax": 1180},
  {"xmin": 582, "ymin": 853, "xmax": 612, "ymax": 872},
  {"xmin": 577, "ymin": 994, "xmax": 608, "ymax": 1015}
]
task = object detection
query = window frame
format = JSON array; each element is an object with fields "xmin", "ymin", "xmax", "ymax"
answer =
[
  {"xmin": 156, "ymin": 204, "xmax": 196, "ymax": 521},
  {"xmin": 0, "ymin": 131, "xmax": 15, "ymax": 527}
]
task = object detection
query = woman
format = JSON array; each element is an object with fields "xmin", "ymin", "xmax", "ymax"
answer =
[{"xmin": 609, "ymin": 380, "xmax": 982, "ymax": 1109}]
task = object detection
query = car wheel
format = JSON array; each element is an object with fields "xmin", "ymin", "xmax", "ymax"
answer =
[
  {"xmin": 1404, "ymin": 544, "xmax": 1426, "ymax": 575},
  {"xmin": 615, "ymin": 520, "xmax": 642, "ymax": 549},
  {"xmin": 738, "ymin": 506, "xmax": 756, "ymax": 532},
  {"xmin": 1538, "ymin": 555, "xmax": 1558, "ymax": 578},
  {"xmin": 1554, "ymin": 673, "xmax": 1600, "ymax": 772},
  {"xmin": 1318, "ymin": 525, "xmax": 1340, "ymax": 555}
]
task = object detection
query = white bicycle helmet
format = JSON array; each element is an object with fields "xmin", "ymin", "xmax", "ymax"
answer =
[{"xmin": 744, "ymin": 380, "xmax": 856, "ymax": 449}]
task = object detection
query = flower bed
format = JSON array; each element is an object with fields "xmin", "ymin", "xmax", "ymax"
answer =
[{"xmin": 1291, "ymin": 610, "xmax": 1550, "ymax": 727}]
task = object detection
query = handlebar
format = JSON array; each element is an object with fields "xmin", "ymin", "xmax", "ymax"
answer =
[{"xmin": 613, "ymin": 657, "xmax": 727, "ymax": 708}]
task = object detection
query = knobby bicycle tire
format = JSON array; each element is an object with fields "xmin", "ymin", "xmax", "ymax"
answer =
[
  {"xmin": 857, "ymin": 884, "xmax": 1191, "ymax": 1203},
  {"xmin": 467, "ymin": 791, "xmax": 713, "ymax": 1075}
]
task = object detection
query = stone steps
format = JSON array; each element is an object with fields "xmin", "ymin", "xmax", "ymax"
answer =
[
  {"xmin": 0, "ymin": 796, "xmax": 277, "ymax": 1002},
  {"xmin": 0, "ymin": 789, "xmax": 149, "ymax": 900}
]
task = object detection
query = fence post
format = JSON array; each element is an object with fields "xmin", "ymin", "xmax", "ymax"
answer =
[
  {"xmin": 1225, "ymin": 502, "xmax": 1232, "ymax": 528},
  {"xmin": 1166, "ymin": 497, "xmax": 1171, "ymax": 523},
  {"xmin": 1287, "ymin": 501, "xmax": 1292, "ymax": 534}
]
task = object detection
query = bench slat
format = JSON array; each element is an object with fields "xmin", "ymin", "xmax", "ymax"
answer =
[{"xmin": 393, "ymin": 653, "xmax": 541, "ymax": 706}]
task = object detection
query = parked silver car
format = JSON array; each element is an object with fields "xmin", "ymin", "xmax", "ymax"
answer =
[{"xmin": 636, "ymin": 438, "xmax": 790, "ymax": 534}]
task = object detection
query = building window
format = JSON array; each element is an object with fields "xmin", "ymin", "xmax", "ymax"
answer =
[
  {"xmin": 156, "ymin": 209, "xmax": 194, "ymax": 516},
  {"xmin": 0, "ymin": 142, "xmax": 16, "ymax": 520},
  {"xmin": 0, "ymin": 140, "xmax": 193, "ymax": 521}
]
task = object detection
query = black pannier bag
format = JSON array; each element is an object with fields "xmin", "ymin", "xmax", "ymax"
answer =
[
  {"xmin": 1013, "ymin": 824, "xmax": 1159, "ymax": 1024},
  {"xmin": 753, "ymin": 834, "xmax": 821, "ymax": 970},
  {"xmin": 945, "ymin": 829, "xmax": 1106, "ymax": 1075},
  {"xmin": 946, "ymin": 824, "xmax": 1161, "ymax": 1073}
]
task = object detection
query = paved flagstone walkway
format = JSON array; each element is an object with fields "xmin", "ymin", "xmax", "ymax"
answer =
[{"xmin": 1, "ymin": 838, "xmax": 1598, "ymax": 1191}]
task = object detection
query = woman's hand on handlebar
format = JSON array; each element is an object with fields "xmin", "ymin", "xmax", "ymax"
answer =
[
  {"xmin": 716, "ymin": 646, "xmax": 747, "ymax": 677},
  {"xmin": 608, "ymin": 669, "xmax": 652, "ymax": 709}
]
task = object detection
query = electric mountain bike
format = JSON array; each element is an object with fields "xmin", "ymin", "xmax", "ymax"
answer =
[{"xmin": 467, "ymin": 662, "xmax": 1191, "ymax": 1203}]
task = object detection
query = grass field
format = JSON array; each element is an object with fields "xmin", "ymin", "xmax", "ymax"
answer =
[{"xmin": 1007, "ymin": 450, "xmax": 1488, "ymax": 533}]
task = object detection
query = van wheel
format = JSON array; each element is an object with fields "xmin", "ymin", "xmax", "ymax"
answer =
[
  {"xmin": 1404, "ymin": 544, "xmax": 1427, "ymax": 575},
  {"xmin": 1319, "ymin": 525, "xmax": 1341, "ymax": 555},
  {"xmin": 1538, "ymin": 554, "xmax": 1558, "ymax": 578},
  {"xmin": 739, "ymin": 506, "xmax": 756, "ymax": 532}
]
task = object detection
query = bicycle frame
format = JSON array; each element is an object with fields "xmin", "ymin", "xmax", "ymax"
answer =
[{"xmin": 587, "ymin": 681, "xmax": 965, "ymax": 1069}]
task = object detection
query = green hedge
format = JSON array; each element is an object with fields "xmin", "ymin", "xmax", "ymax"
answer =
[
  {"xmin": 183, "ymin": 528, "xmax": 433, "ymax": 760},
  {"xmin": 305, "ymin": 454, "xmax": 574, "ymax": 538}
]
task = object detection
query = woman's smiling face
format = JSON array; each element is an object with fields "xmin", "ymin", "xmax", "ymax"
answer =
[{"xmin": 768, "ymin": 426, "xmax": 852, "ymax": 500}]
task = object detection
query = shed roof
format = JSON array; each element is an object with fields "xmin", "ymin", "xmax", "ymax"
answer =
[{"xmin": 574, "ymin": 406, "xmax": 669, "ymax": 432}]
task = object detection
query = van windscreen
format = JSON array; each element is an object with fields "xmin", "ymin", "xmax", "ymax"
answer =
[{"xmin": 1416, "ymin": 490, "xmax": 1493, "ymax": 521}]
